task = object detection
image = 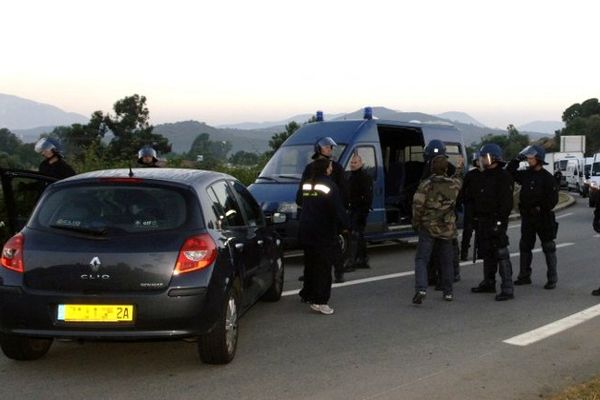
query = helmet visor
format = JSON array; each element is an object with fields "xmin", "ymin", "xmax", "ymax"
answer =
[{"xmin": 479, "ymin": 153, "xmax": 494, "ymax": 170}]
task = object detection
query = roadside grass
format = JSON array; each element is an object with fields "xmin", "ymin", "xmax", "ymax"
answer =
[{"xmin": 547, "ymin": 377, "xmax": 600, "ymax": 399}]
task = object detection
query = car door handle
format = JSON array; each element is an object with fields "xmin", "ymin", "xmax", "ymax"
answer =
[
  {"xmin": 235, "ymin": 243, "xmax": 244, "ymax": 250},
  {"xmin": 257, "ymin": 239, "xmax": 264, "ymax": 246}
]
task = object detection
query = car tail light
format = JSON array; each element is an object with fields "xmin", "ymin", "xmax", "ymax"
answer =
[
  {"xmin": 174, "ymin": 234, "xmax": 217, "ymax": 275},
  {"xmin": 1, "ymin": 233, "xmax": 25, "ymax": 273}
]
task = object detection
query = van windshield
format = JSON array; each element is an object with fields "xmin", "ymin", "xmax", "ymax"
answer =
[{"xmin": 259, "ymin": 144, "xmax": 346, "ymax": 180}]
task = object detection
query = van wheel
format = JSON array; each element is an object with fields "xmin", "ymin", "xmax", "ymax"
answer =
[
  {"xmin": 0, "ymin": 333, "xmax": 52, "ymax": 361},
  {"xmin": 262, "ymin": 255, "xmax": 284, "ymax": 302},
  {"xmin": 198, "ymin": 287, "xmax": 239, "ymax": 364}
]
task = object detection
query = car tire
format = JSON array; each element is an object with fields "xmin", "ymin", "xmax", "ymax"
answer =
[
  {"xmin": 198, "ymin": 286, "xmax": 239, "ymax": 364},
  {"xmin": 262, "ymin": 254, "xmax": 284, "ymax": 302},
  {"xmin": 0, "ymin": 333, "xmax": 52, "ymax": 361}
]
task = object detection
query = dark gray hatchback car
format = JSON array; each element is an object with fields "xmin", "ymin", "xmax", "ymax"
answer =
[{"xmin": 0, "ymin": 168, "xmax": 284, "ymax": 364}]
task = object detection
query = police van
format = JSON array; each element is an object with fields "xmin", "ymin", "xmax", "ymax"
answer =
[{"xmin": 248, "ymin": 108, "xmax": 467, "ymax": 249}]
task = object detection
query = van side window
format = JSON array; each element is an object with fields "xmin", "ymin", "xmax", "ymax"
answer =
[{"xmin": 345, "ymin": 146, "xmax": 377, "ymax": 180}]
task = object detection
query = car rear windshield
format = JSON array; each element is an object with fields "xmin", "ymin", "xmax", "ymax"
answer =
[{"xmin": 33, "ymin": 184, "xmax": 188, "ymax": 234}]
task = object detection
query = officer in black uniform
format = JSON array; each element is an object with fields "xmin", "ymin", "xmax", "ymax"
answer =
[
  {"xmin": 421, "ymin": 140, "xmax": 460, "ymax": 286},
  {"xmin": 470, "ymin": 143, "xmax": 515, "ymax": 301},
  {"xmin": 347, "ymin": 152, "xmax": 373, "ymax": 270},
  {"xmin": 460, "ymin": 152, "xmax": 482, "ymax": 261},
  {"xmin": 299, "ymin": 137, "xmax": 349, "ymax": 283},
  {"xmin": 137, "ymin": 146, "xmax": 160, "ymax": 167},
  {"xmin": 592, "ymin": 203, "xmax": 600, "ymax": 295},
  {"xmin": 506, "ymin": 145, "xmax": 559, "ymax": 289},
  {"xmin": 34, "ymin": 137, "xmax": 76, "ymax": 180},
  {"xmin": 298, "ymin": 158, "xmax": 349, "ymax": 315}
]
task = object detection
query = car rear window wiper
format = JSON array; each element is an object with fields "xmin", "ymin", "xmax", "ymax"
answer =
[{"xmin": 50, "ymin": 224, "xmax": 108, "ymax": 236}]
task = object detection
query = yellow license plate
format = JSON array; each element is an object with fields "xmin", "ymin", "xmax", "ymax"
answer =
[{"xmin": 58, "ymin": 304, "xmax": 134, "ymax": 322}]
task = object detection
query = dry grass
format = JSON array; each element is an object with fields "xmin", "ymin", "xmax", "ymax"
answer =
[{"xmin": 546, "ymin": 377, "xmax": 600, "ymax": 400}]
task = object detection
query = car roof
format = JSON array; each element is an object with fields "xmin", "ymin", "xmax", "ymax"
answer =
[{"xmin": 57, "ymin": 168, "xmax": 235, "ymax": 187}]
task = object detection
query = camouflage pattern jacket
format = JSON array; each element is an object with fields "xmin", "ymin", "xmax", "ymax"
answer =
[{"xmin": 412, "ymin": 171, "xmax": 464, "ymax": 240}]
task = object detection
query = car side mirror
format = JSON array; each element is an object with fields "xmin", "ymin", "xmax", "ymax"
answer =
[{"xmin": 266, "ymin": 212, "xmax": 286, "ymax": 225}]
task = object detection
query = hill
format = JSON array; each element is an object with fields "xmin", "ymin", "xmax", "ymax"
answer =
[
  {"xmin": 517, "ymin": 120, "xmax": 563, "ymax": 135},
  {"xmin": 0, "ymin": 93, "xmax": 88, "ymax": 130},
  {"xmin": 436, "ymin": 111, "xmax": 486, "ymax": 127},
  {"xmin": 153, "ymin": 120, "xmax": 273, "ymax": 154}
]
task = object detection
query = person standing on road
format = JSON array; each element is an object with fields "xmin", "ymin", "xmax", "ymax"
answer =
[
  {"xmin": 298, "ymin": 158, "xmax": 349, "ymax": 315},
  {"xmin": 470, "ymin": 143, "xmax": 515, "ymax": 301},
  {"xmin": 420, "ymin": 139, "xmax": 461, "ymax": 287},
  {"xmin": 34, "ymin": 137, "xmax": 76, "ymax": 180},
  {"xmin": 412, "ymin": 155, "xmax": 464, "ymax": 304},
  {"xmin": 591, "ymin": 203, "xmax": 600, "ymax": 295},
  {"xmin": 347, "ymin": 152, "xmax": 373, "ymax": 270},
  {"xmin": 506, "ymin": 145, "xmax": 559, "ymax": 290},
  {"xmin": 460, "ymin": 152, "xmax": 482, "ymax": 261},
  {"xmin": 298, "ymin": 137, "xmax": 349, "ymax": 283}
]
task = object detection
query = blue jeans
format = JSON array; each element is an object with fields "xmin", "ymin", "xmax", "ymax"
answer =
[{"xmin": 415, "ymin": 230, "xmax": 454, "ymax": 294}]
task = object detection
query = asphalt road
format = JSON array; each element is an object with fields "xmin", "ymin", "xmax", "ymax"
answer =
[{"xmin": 2, "ymin": 194, "xmax": 600, "ymax": 400}]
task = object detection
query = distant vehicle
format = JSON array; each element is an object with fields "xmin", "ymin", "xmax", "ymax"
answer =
[
  {"xmin": 566, "ymin": 157, "xmax": 585, "ymax": 194},
  {"xmin": 544, "ymin": 152, "xmax": 584, "ymax": 189},
  {"xmin": 587, "ymin": 154, "xmax": 600, "ymax": 207},
  {"xmin": 0, "ymin": 168, "xmax": 284, "ymax": 364},
  {"xmin": 248, "ymin": 108, "xmax": 467, "ymax": 250}
]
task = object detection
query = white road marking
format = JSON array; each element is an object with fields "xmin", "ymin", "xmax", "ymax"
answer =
[
  {"xmin": 503, "ymin": 303, "xmax": 600, "ymax": 346},
  {"xmin": 282, "ymin": 242, "xmax": 575, "ymax": 297}
]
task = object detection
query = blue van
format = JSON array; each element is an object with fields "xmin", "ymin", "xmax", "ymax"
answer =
[{"xmin": 248, "ymin": 109, "xmax": 466, "ymax": 249}]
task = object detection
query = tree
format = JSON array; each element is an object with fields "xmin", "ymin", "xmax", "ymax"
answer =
[
  {"xmin": 102, "ymin": 94, "xmax": 171, "ymax": 161},
  {"xmin": 266, "ymin": 121, "xmax": 300, "ymax": 157},
  {"xmin": 229, "ymin": 150, "xmax": 260, "ymax": 166},
  {"xmin": 558, "ymin": 98, "xmax": 600, "ymax": 155},
  {"xmin": 471, "ymin": 125, "xmax": 530, "ymax": 161}
]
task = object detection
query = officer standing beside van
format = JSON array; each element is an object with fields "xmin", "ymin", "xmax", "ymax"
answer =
[
  {"xmin": 298, "ymin": 158, "xmax": 349, "ymax": 315},
  {"xmin": 298, "ymin": 137, "xmax": 349, "ymax": 283},
  {"xmin": 470, "ymin": 143, "xmax": 515, "ymax": 301},
  {"xmin": 506, "ymin": 145, "xmax": 559, "ymax": 289},
  {"xmin": 347, "ymin": 152, "xmax": 373, "ymax": 270}
]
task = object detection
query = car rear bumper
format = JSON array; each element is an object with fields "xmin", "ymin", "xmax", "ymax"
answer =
[{"xmin": 0, "ymin": 285, "xmax": 221, "ymax": 340}]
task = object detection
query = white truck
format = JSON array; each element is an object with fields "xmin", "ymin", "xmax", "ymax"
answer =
[{"xmin": 544, "ymin": 152, "xmax": 584, "ymax": 189}]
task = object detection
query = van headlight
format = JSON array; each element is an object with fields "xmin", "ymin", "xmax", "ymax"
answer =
[{"xmin": 277, "ymin": 202, "xmax": 298, "ymax": 215}]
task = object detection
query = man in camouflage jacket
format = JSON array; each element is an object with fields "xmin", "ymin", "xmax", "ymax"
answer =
[{"xmin": 411, "ymin": 155, "xmax": 464, "ymax": 304}]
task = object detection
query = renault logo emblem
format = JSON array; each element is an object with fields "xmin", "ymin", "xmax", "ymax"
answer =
[{"xmin": 89, "ymin": 256, "xmax": 102, "ymax": 272}]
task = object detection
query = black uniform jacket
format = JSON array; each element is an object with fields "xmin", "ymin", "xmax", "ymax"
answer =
[
  {"xmin": 506, "ymin": 159, "xmax": 558, "ymax": 214},
  {"xmin": 298, "ymin": 176, "xmax": 349, "ymax": 247},
  {"xmin": 348, "ymin": 167, "xmax": 373, "ymax": 214},
  {"xmin": 39, "ymin": 158, "xmax": 76, "ymax": 180},
  {"xmin": 472, "ymin": 165, "xmax": 514, "ymax": 224},
  {"xmin": 299, "ymin": 158, "xmax": 348, "ymax": 207}
]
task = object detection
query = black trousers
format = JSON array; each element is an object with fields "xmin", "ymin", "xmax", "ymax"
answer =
[
  {"xmin": 300, "ymin": 245, "xmax": 334, "ymax": 304},
  {"xmin": 518, "ymin": 213, "xmax": 558, "ymax": 282},
  {"xmin": 477, "ymin": 222, "xmax": 513, "ymax": 294},
  {"xmin": 349, "ymin": 210, "xmax": 368, "ymax": 266}
]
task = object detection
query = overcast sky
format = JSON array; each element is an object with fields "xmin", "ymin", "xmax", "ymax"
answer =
[{"xmin": 2, "ymin": 0, "xmax": 598, "ymax": 128}]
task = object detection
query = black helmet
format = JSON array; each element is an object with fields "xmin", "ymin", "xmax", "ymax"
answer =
[
  {"xmin": 424, "ymin": 139, "xmax": 446, "ymax": 160},
  {"xmin": 479, "ymin": 143, "xmax": 504, "ymax": 169},
  {"xmin": 519, "ymin": 145, "xmax": 547, "ymax": 164},
  {"xmin": 34, "ymin": 137, "xmax": 63, "ymax": 156},
  {"xmin": 314, "ymin": 137, "xmax": 337, "ymax": 154},
  {"xmin": 137, "ymin": 146, "xmax": 158, "ymax": 163}
]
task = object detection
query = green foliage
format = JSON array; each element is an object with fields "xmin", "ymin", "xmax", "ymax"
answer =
[
  {"xmin": 468, "ymin": 124, "xmax": 530, "ymax": 161},
  {"xmin": 266, "ymin": 121, "xmax": 300, "ymax": 158},
  {"xmin": 187, "ymin": 133, "xmax": 232, "ymax": 163},
  {"xmin": 0, "ymin": 128, "xmax": 39, "ymax": 169},
  {"xmin": 229, "ymin": 150, "xmax": 260, "ymax": 166},
  {"xmin": 559, "ymin": 98, "xmax": 600, "ymax": 155}
]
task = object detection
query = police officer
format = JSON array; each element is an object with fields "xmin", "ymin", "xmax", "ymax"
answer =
[
  {"xmin": 347, "ymin": 152, "xmax": 373, "ymax": 270},
  {"xmin": 592, "ymin": 204, "xmax": 600, "ymax": 295},
  {"xmin": 506, "ymin": 145, "xmax": 559, "ymax": 289},
  {"xmin": 138, "ymin": 146, "xmax": 160, "ymax": 167},
  {"xmin": 34, "ymin": 137, "xmax": 76, "ymax": 179},
  {"xmin": 460, "ymin": 152, "xmax": 482, "ymax": 261},
  {"xmin": 299, "ymin": 137, "xmax": 349, "ymax": 283},
  {"xmin": 470, "ymin": 143, "xmax": 515, "ymax": 301},
  {"xmin": 421, "ymin": 139, "xmax": 460, "ymax": 286},
  {"xmin": 298, "ymin": 158, "xmax": 349, "ymax": 315}
]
